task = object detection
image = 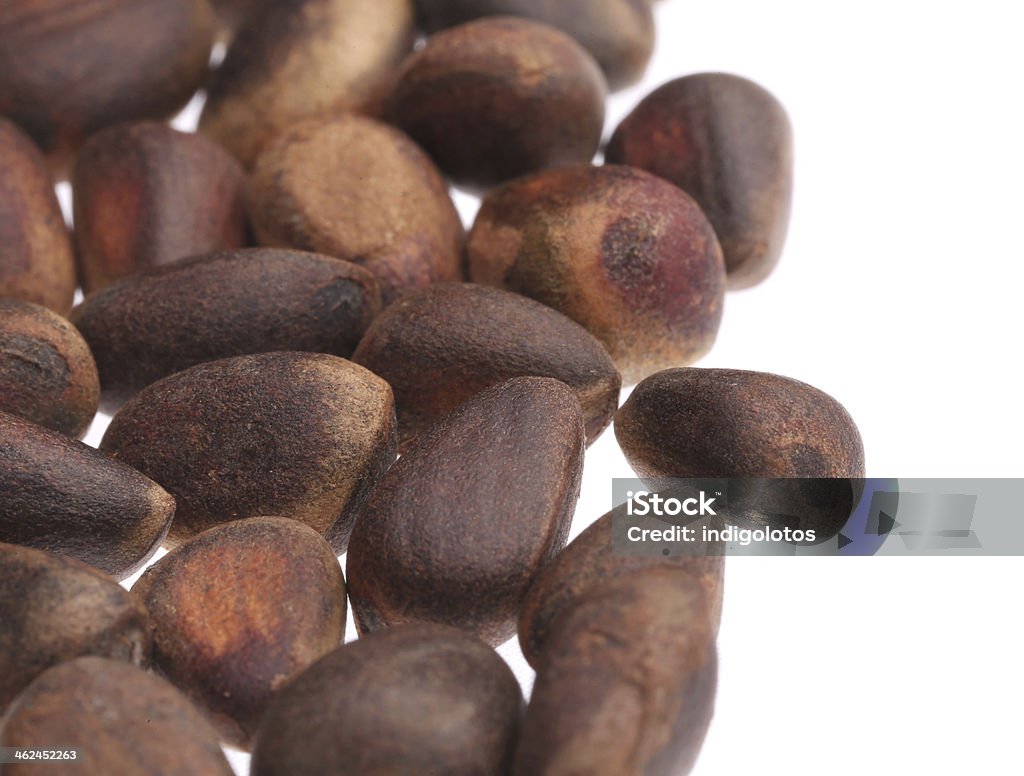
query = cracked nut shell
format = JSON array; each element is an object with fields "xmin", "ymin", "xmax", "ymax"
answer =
[
  {"xmin": 0, "ymin": 299, "xmax": 99, "ymax": 438},
  {"xmin": 0, "ymin": 543, "xmax": 151, "ymax": 714},
  {"xmin": 0, "ymin": 411, "xmax": 175, "ymax": 579},
  {"xmin": 100, "ymin": 352, "xmax": 397, "ymax": 552},
  {"xmin": 469, "ymin": 164, "xmax": 725, "ymax": 385},
  {"xmin": 348, "ymin": 377, "xmax": 584, "ymax": 646},
  {"xmin": 0, "ymin": 657, "xmax": 233, "ymax": 776},
  {"xmin": 389, "ymin": 16, "xmax": 607, "ymax": 189},
  {"xmin": 132, "ymin": 517, "xmax": 347, "ymax": 749},
  {"xmin": 251, "ymin": 624, "xmax": 522, "ymax": 776},
  {"xmin": 607, "ymin": 73, "xmax": 794, "ymax": 289},
  {"xmin": 246, "ymin": 115, "xmax": 464, "ymax": 304},
  {"xmin": 615, "ymin": 368, "xmax": 866, "ymax": 478},
  {"xmin": 71, "ymin": 248, "xmax": 381, "ymax": 413},
  {"xmin": 72, "ymin": 122, "xmax": 247, "ymax": 294},
  {"xmin": 351, "ymin": 283, "xmax": 621, "ymax": 451}
]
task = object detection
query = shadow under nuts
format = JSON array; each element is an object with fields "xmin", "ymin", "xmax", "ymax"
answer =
[
  {"xmin": 251, "ymin": 624, "xmax": 522, "ymax": 776},
  {"xmin": 414, "ymin": 0, "xmax": 655, "ymax": 89},
  {"xmin": 515, "ymin": 567, "xmax": 718, "ymax": 776},
  {"xmin": 247, "ymin": 115, "xmax": 464, "ymax": 305},
  {"xmin": 0, "ymin": 411, "xmax": 175, "ymax": 580},
  {"xmin": 351, "ymin": 283, "xmax": 621, "ymax": 451},
  {"xmin": 390, "ymin": 17, "xmax": 607, "ymax": 189},
  {"xmin": 71, "ymin": 249, "xmax": 381, "ymax": 413},
  {"xmin": 100, "ymin": 352, "xmax": 397, "ymax": 552},
  {"xmin": 0, "ymin": 0, "xmax": 214, "ymax": 173},
  {"xmin": 348, "ymin": 377, "xmax": 584, "ymax": 646},
  {"xmin": 607, "ymin": 73, "xmax": 794, "ymax": 289},
  {"xmin": 200, "ymin": 0, "xmax": 415, "ymax": 167},
  {"xmin": 615, "ymin": 368, "xmax": 866, "ymax": 479},
  {"xmin": 0, "ymin": 544, "xmax": 151, "ymax": 715},
  {"xmin": 469, "ymin": 164, "xmax": 726, "ymax": 385},
  {"xmin": 0, "ymin": 119, "xmax": 75, "ymax": 314},
  {"xmin": 0, "ymin": 657, "xmax": 233, "ymax": 776},
  {"xmin": 72, "ymin": 122, "xmax": 247, "ymax": 294},
  {"xmin": 0, "ymin": 299, "xmax": 99, "ymax": 438},
  {"xmin": 518, "ymin": 504, "xmax": 724, "ymax": 667},
  {"xmin": 132, "ymin": 517, "xmax": 346, "ymax": 750}
]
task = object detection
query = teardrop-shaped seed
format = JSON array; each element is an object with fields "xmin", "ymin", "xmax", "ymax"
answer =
[
  {"xmin": 0, "ymin": 299, "xmax": 99, "ymax": 438},
  {"xmin": 0, "ymin": 411, "xmax": 175, "ymax": 579},
  {"xmin": 132, "ymin": 517, "xmax": 346, "ymax": 749},
  {"xmin": 71, "ymin": 249, "xmax": 381, "ymax": 412},
  {"xmin": 348, "ymin": 377, "xmax": 584, "ymax": 646},
  {"xmin": 351, "ymin": 283, "xmax": 621, "ymax": 450},
  {"xmin": 0, "ymin": 544, "xmax": 151, "ymax": 714},
  {"xmin": 614, "ymin": 368, "xmax": 865, "ymax": 478},
  {"xmin": 514, "ymin": 567, "xmax": 717, "ymax": 776},
  {"xmin": 606, "ymin": 73, "xmax": 793, "ymax": 289},
  {"xmin": 100, "ymin": 352, "xmax": 396, "ymax": 551},
  {"xmin": 1, "ymin": 657, "xmax": 233, "ymax": 776},
  {"xmin": 251, "ymin": 624, "xmax": 522, "ymax": 776}
]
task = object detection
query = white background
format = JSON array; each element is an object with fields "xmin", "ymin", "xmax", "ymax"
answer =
[{"xmin": 74, "ymin": 1, "xmax": 1024, "ymax": 773}]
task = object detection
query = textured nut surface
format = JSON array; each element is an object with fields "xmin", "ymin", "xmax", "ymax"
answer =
[
  {"xmin": 200, "ymin": 0, "xmax": 414, "ymax": 166},
  {"xmin": 72, "ymin": 122, "xmax": 247, "ymax": 293},
  {"xmin": 100, "ymin": 352, "xmax": 397, "ymax": 551},
  {"xmin": 615, "ymin": 368, "xmax": 866, "ymax": 478},
  {"xmin": 514, "ymin": 567, "xmax": 718, "ymax": 776},
  {"xmin": 518, "ymin": 504, "xmax": 724, "ymax": 667},
  {"xmin": 0, "ymin": 411, "xmax": 175, "ymax": 580},
  {"xmin": 414, "ymin": 0, "xmax": 654, "ymax": 88},
  {"xmin": 133, "ymin": 517, "xmax": 346, "ymax": 749},
  {"xmin": 0, "ymin": 119, "xmax": 75, "ymax": 313},
  {"xmin": 251, "ymin": 624, "xmax": 522, "ymax": 776},
  {"xmin": 390, "ymin": 16, "xmax": 607, "ymax": 189},
  {"xmin": 607, "ymin": 73, "xmax": 794, "ymax": 289},
  {"xmin": 0, "ymin": 0, "xmax": 214, "ymax": 171},
  {"xmin": 469, "ymin": 164, "xmax": 725, "ymax": 385},
  {"xmin": 352, "ymin": 283, "xmax": 621, "ymax": 450},
  {"xmin": 348, "ymin": 377, "xmax": 584, "ymax": 646},
  {"xmin": 71, "ymin": 249, "xmax": 381, "ymax": 412},
  {"xmin": 247, "ymin": 115, "xmax": 464, "ymax": 304},
  {"xmin": 0, "ymin": 544, "xmax": 151, "ymax": 714},
  {"xmin": 0, "ymin": 299, "xmax": 98, "ymax": 438},
  {"xmin": 0, "ymin": 657, "xmax": 233, "ymax": 776}
]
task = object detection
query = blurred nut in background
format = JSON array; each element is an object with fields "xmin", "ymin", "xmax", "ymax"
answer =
[
  {"xmin": 0, "ymin": 0, "xmax": 215, "ymax": 174},
  {"xmin": 200, "ymin": 0, "xmax": 415, "ymax": 167},
  {"xmin": 72, "ymin": 122, "xmax": 247, "ymax": 294},
  {"xmin": 390, "ymin": 17, "xmax": 607, "ymax": 189}
]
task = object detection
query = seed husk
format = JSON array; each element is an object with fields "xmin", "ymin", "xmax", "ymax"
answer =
[
  {"xmin": 0, "ymin": 411, "xmax": 175, "ymax": 579},
  {"xmin": 468, "ymin": 164, "xmax": 726, "ymax": 385},
  {"xmin": 514, "ymin": 567, "xmax": 718, "ymax": 776},
  {"xmin": 348, "ymin": 377, "xmax": 584, "ymax": 646},
  {"xmin": 71, "ymin": 248, "xmax": 381, "ymax": 413},
  {"xmin": 606, "ymin": 73, "xmax": 794, "ymax": 289},
  {"xmin": 0, "ymin": 657, "xmax": 233, "ymax": 776},
  {"xmin": 518, "ymin": 504, "xmax": 724, "ymax": 667},
  {"xmin": 72, "ymin": 122, "xmax": 247, "ymax": 294},
  {"xmin": 0, "ymin": 543, "xmax": 151, "ymax": 714},
  {"xmin": 251, "ymin": 624, "xmax": 522, "ymax": 776},
  {"xmin": 100, "ymin": 352, "xmax": 397, "ymax": 552},
  {"xmin": 200, "ymin": 0, "xmax": 415, "ymax": 167},
  {"xmin": 615, "ymin": 368, "xmax": 866, "ymax": 478},
  {"xmin": 389, "ymin": 16, "xmax": 607, "ymax": 189},
  {"xmin": 0, "ymin": 299, "xmax": 99, "ymax": 438},
  {"xmin": 246, "ymin": 115, "xmax": 464, "ymax": 304},
  {"xmin": 132, "ymin": 517, "xmax": 347, "ymax": 749},
  {"xmin": 413, "ymin": 0, "xmax": 655, "ymax": 89},
  {"xmin": 0, "ymin": 0, "xmax": 214, "ymax": 174},
  {"xmin": 0, "ymin": 118, "xmax": 75, "ymax": 314},
  {"xmin": 351, "ymin": 282, "xmax": 621, "ymax": 451}
]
